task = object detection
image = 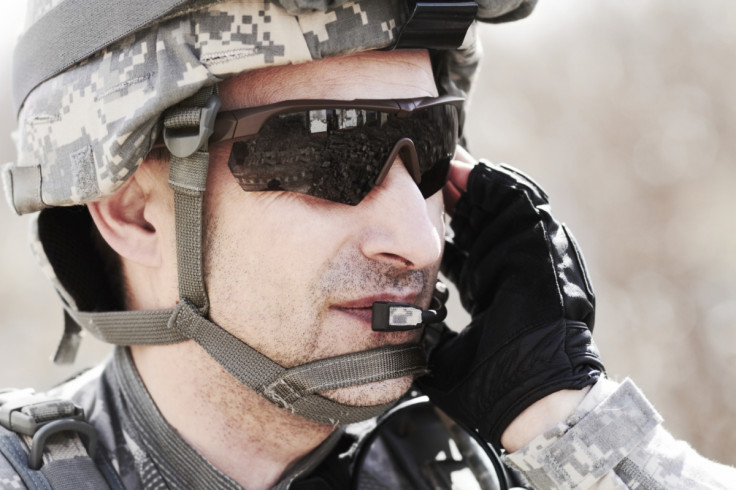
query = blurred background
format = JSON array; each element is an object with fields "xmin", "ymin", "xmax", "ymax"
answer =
[{"xmin": 1, "ymin": 0, "xmax": 735, "ymax": 467}]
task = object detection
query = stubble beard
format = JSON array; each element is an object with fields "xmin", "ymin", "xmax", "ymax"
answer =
[
  {"xmin": 310, "ymin": 249, "xmax": 438, "ymax": 407},
  {"xmin": 204, "ymin": 214, "xmax": 438, "ymax": 413}
]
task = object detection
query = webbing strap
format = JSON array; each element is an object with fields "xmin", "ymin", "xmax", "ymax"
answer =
[
  {"xmin": 164, "ymin": 108, "xmax": 203, "ymax": 129},
  {"xmin": 52, "ymin": 313, "xmax": 84, "ymax": 364},
  {"xmin": 61, "ymin": 299, "xmax": 427, "ymax": 424},
  {"xmin": 171, "ymin": 301, "xmax": 427, "ymax": 424},
  {"xmin": 63, "ymin": 307, "xmax": 185, "ymax": 345},
  {"xmin": 54, "ymin": 85, "xmax": 217, "ymax": 355},
  {"xmin": 165, "ymin": 85, "xmax": 219, "ymax": 314},
  {"xmin": 42, "ymin": 457, "xmax": 112, "ymax": 490},
  {"xmin": 11, "ymin": 0, "xmax": 223, "ymax": 114},
  {"xmin": 1, "ymin": 164, "xmax": 45, "ymax": 216},
  {"xmin": 169, "ymin": 151, "xmax": 210, "ymax": 313},
  {"xmin": 265, "ymin": 344, "xmax": 426, "ymax": 404}
]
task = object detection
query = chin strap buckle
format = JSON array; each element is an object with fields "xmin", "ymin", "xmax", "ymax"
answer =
[
  {"xmin": 163, "ymin": 90, "xmax": 221, "ymax": 158},
  {"xmin": 0, "ymin": 389, "xmax": 97, "ymax": 470}
]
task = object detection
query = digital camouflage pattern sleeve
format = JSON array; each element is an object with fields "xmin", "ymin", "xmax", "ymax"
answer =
[
  {"xmin": 504, "ymin": 378, "xmax": 736, "ymax": 489},
  {"xmin": 0, "ymin": 472, "xmax": 23, "ymax": 490}
]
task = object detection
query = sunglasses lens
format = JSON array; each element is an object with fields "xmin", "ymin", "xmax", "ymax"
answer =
[
  {"xmin": 227, "ymin": 103, "xmax": 458, "ymax": 205},
  {"xmin": 414, "ymin": 104, "xmax": 457, "ymax": 198}
]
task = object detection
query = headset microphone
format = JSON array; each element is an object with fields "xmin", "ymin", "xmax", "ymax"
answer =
[{"xmin": 371, "ymin": 280, "xmax": 449, "ymax": 332}]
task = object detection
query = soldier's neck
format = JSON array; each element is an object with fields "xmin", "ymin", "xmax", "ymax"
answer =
[{"xmin": 129, "ymin": 343, "xmax": 334, "ymax": 490}]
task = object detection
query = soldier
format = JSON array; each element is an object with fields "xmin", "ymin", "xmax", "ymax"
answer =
[{"xmin": 1, "ymin": 0, "xmax": 734, "ymax": 489}]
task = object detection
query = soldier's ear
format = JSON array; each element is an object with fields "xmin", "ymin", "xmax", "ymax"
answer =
[{"xmin": 87, "ymin": 171, "xmax": 161, "ymax": 268}]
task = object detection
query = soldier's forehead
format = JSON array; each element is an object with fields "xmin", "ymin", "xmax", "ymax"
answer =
[{"xmin": 218, "ymin": 50, "xmax": 436, "ymax": 110}]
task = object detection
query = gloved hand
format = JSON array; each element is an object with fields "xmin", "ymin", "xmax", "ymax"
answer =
[{"xmin": 417, "ymin": 160, "xmax": 605, "ymax": 449}]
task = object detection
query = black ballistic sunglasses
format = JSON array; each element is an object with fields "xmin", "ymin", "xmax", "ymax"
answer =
[{"xmin": 208, "ymin": 96, "xmax": 464, "ymax": 206}]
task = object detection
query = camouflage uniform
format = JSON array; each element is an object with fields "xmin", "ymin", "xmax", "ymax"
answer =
[
  {"xmin": 3, "ymin": 1, "xmax": 735, "ymax": 489},
  {"xmin": 504, "ymin": 378, "xmax": 736, "ymax": 490},
  {"xmin": 2, "ymin": 352, "xmax": 735, "ymax": 489}
]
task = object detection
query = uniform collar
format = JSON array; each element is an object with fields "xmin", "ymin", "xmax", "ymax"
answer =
[{"xmin": 110, "ymin": 347, "xmax": 346, "ymax": 489}]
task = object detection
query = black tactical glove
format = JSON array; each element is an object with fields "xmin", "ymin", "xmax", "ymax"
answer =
[{"xmin": 417, "ymin": 161, "xmax": 605, "ymax": 449}]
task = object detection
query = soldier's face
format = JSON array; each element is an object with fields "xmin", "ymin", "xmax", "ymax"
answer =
[{"xmin": 203, "ymin": 50, "xmax": 445, "ymax": 408}]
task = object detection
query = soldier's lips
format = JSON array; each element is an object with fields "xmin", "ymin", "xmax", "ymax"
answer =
[
  {"xmin": 333, "ymin": 306, "xmax": 373, "ymax": 324},
  {"xmin": 331, "ymin": 295, "xmax": 419, "ymax": 326}
]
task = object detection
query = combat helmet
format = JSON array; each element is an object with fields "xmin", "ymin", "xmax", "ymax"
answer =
[{"xmin": 2, "ymin": 0, "xmax": 537, "ymax": 425}]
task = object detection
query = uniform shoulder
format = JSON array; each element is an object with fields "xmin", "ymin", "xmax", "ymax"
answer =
[{"xmin": 0, "ymin": 365, "xmax": 109, "ymax": 490}]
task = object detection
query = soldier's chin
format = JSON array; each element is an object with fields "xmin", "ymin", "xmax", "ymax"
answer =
[{"xmin": 319, "ymin": 376, "xmax": 414, "ymax": 406}]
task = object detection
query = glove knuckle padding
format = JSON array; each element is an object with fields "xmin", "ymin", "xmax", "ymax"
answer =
[{"xmin": 420, "ymin": 161, "xmax": 604, "ymax": 448}]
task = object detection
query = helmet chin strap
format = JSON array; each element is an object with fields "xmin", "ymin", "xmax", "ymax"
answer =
[{"xmin": 167, "ymin": 300, "xmax": 427, "ymax": 424}]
